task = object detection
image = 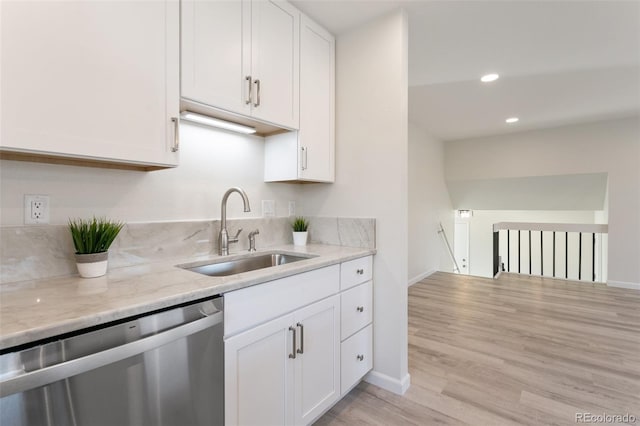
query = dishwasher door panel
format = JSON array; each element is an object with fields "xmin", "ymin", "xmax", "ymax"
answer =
[{"xmin": 0, "ymin": 299, "xmax": 224, "ymax": 426}]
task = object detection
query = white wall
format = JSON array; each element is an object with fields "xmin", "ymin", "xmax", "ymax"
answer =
[
  {"xmin": 408, "ymin": 122, "xmax": 454, "ymax": 283},
  {"xmin": 0, "ymin": 123, "xmax": 303, "ymax": 225},
  {"xmin": 461, "ymin": 210, "xmax": 599, "ymax": 279},
  {"xmin": 445, "ymin": 117, "xmax": 640, "ymax": 287},
  {"xmin": 299, "ymin": 10, "xmax": 410, "ymax": 394}
]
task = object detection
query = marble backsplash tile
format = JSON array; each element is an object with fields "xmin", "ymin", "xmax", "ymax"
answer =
[
  {"xmin": 1, "ymin": 216, "xmax": 375, "ymax": 284},
  {"xmin": 307, "ymin": 217, "xmax": 376, "ymax": 249}
]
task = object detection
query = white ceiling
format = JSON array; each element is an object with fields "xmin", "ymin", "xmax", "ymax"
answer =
[{"xmin": 292, "ymin": 0, "xmax": 640, "ymax": 141}]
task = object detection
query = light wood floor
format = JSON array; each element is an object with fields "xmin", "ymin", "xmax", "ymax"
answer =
[{"xmin": 316, "ymin": 272, "xmax": 640, "ymax": 425}]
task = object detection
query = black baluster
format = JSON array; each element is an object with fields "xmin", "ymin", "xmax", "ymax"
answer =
[
  {"xmin": 552, "ymin": 231, "xmax": 556, "ymax": 277},
  {"xmin": 565, "ymin": 232, "xmax": 568, "ymax": 279},
  {"xmin": 592, "ymin": 233, "xmax": 596, "ymax": 282},
  {"xmin": 579, "ymin": 232, "xmax": 582, "ymax": 281},
  {"xmin": 540, "ymin": 231, "xmax": 544, "ymax": 276},
  {"xmin": 529, "ymin": 230, "xmax": 532, "ymax": 275}
]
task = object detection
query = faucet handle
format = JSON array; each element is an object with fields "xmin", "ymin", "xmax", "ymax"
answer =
[
  {"xmin": 248, "ymin": 229, "xmax": 260, "ymax": 238},
  {"xmin": 229, "ymin": 228, "xmax": 243, "ymax": 243}
]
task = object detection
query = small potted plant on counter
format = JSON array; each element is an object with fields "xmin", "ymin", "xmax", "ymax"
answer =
[
  {"xmin": 292, "ymin": 216, "xmax": 309, "ymax": 246},
  {"xmin": 69, "ymin": 217, "xmax": 125, "ymax": 278}
]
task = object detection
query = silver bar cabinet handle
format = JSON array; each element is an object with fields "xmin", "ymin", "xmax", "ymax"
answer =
[
  {"xmin": 171, "ymin": 117, "xmax": 180, "ymax": 152},
  {"xmin": 254, "ymin": 79, "xmax": 261, "ymax": 107},
  {"xmin": 296, "ymin": 322, "xmax": 304, "ymax": 354},
  {"xmin": 289, "ymin": 326, "xmax": 297, "ymax": 359},
  {"xmin": 301, "ymin": 147, "xmax": 307, "ymax": 171},
  {"xmin": 245, "ymin": 76, "xmax": 252, "ymax": 105}
]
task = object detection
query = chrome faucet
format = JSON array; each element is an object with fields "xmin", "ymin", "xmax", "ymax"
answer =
[{"xmin": 219, "ymin": 187, "xmax": 251, "ymax": 255}]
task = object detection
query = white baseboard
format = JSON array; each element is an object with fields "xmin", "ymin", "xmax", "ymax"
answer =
[
  {"xmin": 607, "ymin": 280, "xmax": 640, "ymax": 290},
  {"xmin": 408, "ymin": 269, "xmax": 436, "ymax": 287},
  {"xmin": 364, "ymin": 370, "xmax": 411, "ymax": 395}
]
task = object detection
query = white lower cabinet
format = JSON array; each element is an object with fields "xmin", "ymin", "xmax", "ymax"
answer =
[
  {"xmin": 225, "ymin": 314, "xmax": 295, "ymax": 426},
  {"xmin": 225, "ymin": 256, "xmax": 374, "ymax": 425},
  {"xmin": 225, "ymin": 295, "xmax": 340, "ymax": 426},
  {"xmin": 294, "ymin": 296, "xmax": 340, "ymax": 424}
]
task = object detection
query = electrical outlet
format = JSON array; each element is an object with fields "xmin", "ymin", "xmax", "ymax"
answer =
[
  {"xmin": 288, "ymin": 201, "xmax": 296, "ymax": 217},
  {"xmin": 24, "ymin": 195, "xmax": 50, "ymax": 224},
  {"xmin": 262, "ymin": 200, "xmax": 275, "ymax": 217}
]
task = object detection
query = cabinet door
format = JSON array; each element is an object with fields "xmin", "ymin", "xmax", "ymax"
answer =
[
  {"xmin": 181, "ymin": 0, "xmax": 251, "ymax": 117},
  {"xmin": 294, "ymin": 295, "xmax": 340, "ymax": 425},
  {"xmin": 299, "ymin": 15, "xmax": 335, "ymax": 182},
  {"xmin": 0, "ymin": 0, "xmax": 179, "ymax": 167},
  {"xmin": 251, "ymin": 0, "xmax": 299, "ymax": 129},
  {"xmin": 225, "ymin": 314, "xmax": 295, "ymax": 426}
]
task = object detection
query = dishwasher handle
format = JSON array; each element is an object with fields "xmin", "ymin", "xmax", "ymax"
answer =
[{"xmin": 0, "ymin": 311, "xmax": 223, "ymax": 398}]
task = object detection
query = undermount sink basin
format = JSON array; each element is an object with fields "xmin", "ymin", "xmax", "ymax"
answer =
[{"xmin": 180, "ymin": 253, "xmax": 312, "ymax": 277}]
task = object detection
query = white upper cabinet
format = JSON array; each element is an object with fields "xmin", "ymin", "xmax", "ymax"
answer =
[
  {"xmin": 181, "ymin": 0, "xmax": 299, "ymax": 130},
  {"xmin": 264, "ymin": 14, "xmax": 335, "ymax": 183},
  {"xmin": 298, "ymin": 15, "xmax": 335, "ymax": 182},
  {"xmin": 0, "ymin": 0, "xmax": 180, "ymax": 169},
  {"xmin": 181, "ymin": 0, "xmax": 251, "ymax": 117},
  {"xmin": 250, "ymin": 0, "xmax": 300, "ymax": 129}
]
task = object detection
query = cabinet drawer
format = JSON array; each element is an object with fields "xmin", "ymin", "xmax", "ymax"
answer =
[
  {"xmin": 340, "ymin": 281, "xmax": 372, "ymax": 340},
  {"xmin": 340, "ymin": 324, "xmax": 372, "ymax": 395},
  {"xmin": 340, "ymin": 256, "xmax": 372, "ymax": 290},
  {"xmin": 225, "ymin": 264, "xmax": 340, "ymax": 336}
]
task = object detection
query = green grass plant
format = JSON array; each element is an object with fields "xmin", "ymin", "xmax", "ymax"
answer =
[
  {"xmin": 69, "ymin": 217, "xmax": 125, "ymax": 254},
  {"xmin": 292, "ymin": 217, "xmax": 309, "ymax": 232}
]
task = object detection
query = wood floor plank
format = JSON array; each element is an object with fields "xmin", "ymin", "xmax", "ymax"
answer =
[{"xmin": 315, "ymin": 272, "xmax": 640, "ymax": 425}]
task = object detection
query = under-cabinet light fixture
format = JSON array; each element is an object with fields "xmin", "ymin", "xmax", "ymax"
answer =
[
  {"xmin": 505, "ymin": 117, "xmax": 519, "ymax": 124},
  {"xmin": 458, "ymin": 210, "xmax": 473, "ymax": 218},
  {"xmin": 181, "ymin": 112, "xmax": 257, "ymax": 134}
]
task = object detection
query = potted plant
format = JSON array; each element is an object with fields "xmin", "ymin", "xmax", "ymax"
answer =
[
  {"xmin": 69, "ymin": 217, "xmax": 124, "ymax": 278},
  {"xmin": 292, "ymin": 216, "xmax": 309, "ymax": 246}
]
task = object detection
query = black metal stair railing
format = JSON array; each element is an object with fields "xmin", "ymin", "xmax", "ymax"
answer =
[{"xmin": 492, "ymin": 222, "xmax": 608, "ymax": 283}]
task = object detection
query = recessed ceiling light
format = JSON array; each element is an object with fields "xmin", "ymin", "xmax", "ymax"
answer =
[
  {"xmin": 481, "ymin": 73, "xmax": 499, "ymax": 83},
  {"xmin": 505, "ymin": 117, "xmax": 519, "ymax": 124}
]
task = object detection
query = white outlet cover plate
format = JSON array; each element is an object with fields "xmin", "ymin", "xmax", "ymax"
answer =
[
  {"xmin": 262, "ymin": 200, "xmax": 275, "ymax": 217},
  {"xmin": 24, "ymin": 194, "xmax": 50, "ymax": 224},
  {"xmin": 288, "ymin": 201, "xmax": 296, "ymax": 217}
]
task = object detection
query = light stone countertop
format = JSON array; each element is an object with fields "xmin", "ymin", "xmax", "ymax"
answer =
[{"xmin": 0, "ymin": 244, "xmax": 375, "ymax": 351}]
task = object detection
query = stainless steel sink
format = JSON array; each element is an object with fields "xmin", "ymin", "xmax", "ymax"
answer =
[{"xmin": 180, "ymin": 253, "xmax": 311, "ymax": 277}]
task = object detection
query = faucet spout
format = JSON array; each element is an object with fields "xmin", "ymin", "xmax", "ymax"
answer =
[{"xmin": 219, "ymin": 187, "xmax": 251, "ymax": 255}]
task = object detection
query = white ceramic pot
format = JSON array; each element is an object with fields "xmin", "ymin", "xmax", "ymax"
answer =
[
  {"xmin": 293, "ymin": 231, "xmax": 308, "ymax": 246},
  {"xmin": 75, "ymin": 252, "xmax": 108, "ymax": 278}
]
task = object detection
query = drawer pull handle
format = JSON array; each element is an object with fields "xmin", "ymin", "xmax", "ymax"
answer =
[
  {"xmin": 356, "ymin": 354, "xmax": 364, "ymax": 361},
  {"xmin": 356, "ymin": 306, "xmax": 364, "ymax": 313},
  {"xmin": 289, "ymin": 326, "xmax": 297, "ymax": 359},
  {"xmin": 356, "ymin": 269, "xmax": 364, "ymax": 275}
]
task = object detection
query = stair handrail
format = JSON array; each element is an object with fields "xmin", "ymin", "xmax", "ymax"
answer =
[{"xmin": 438, "ymin": 222, "xmax": 461, "ymax": 274}]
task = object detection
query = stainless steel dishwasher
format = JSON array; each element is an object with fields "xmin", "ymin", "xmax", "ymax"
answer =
[{"xmin": 0, "ymin": 295, "xmax": 224, "ymax": 426}]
